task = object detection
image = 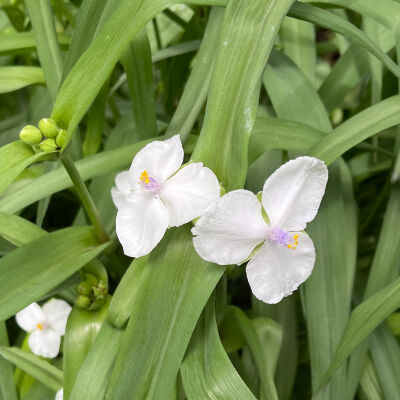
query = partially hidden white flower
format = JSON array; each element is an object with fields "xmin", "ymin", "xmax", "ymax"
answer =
[
  {"xmin": 111, "ymin": 135, "xmax": 220, "ymax": 258},
  {"xmin": 16, "ymin": 299, "xmax": 71, "ymax": 358},
  {"xmin": 192, "ymin": 156, "xmax": 328, "ymax": 304},
  {"xmin": 55, "ymin": 388, "xmax": 63, "ymax": 400}
]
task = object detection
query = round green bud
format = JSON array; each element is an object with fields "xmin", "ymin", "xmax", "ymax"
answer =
[
  {"xmin": 97, "ymin": 280, "xmax": 107, "ymax": 290},
  {"xmin": 75, "ymin": 295, "xmax": 91, "ymax": 309},
  {"xmin": 93, "ymin": 286, "xmax": 106, "ymax": 297},
  {"xmin": 39, "ymin": 138, "xmax": 57, "ymax": 152},
  {"xmin": 19, "ymin": 125, "xmax": 42, "ymax": 145},
  {"xmin": 77, "ymin": 281, "xmax": 92, "ymax": 296},
  {"xmin": 56, "ymin": 129, "xmax": 67, "ymax": 148},
  {"xmin": 38, "ymin": 118, "xmax": 58, "ymax": 138},
  {"xmin": 85, "ymin": 273, "xmax": 99, "ymax": 287}
]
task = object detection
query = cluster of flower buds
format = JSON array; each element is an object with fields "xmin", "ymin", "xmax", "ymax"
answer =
[
  {"xmin": 75, "ymin": 273, "xmax": 108, "ymax": 311},
  {"xmin": 19, "ymin": 118, "xmax": 67, "ymax": 152}
]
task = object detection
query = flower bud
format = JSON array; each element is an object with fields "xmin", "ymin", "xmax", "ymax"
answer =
[
  {"xmin": 38, "ymin": 118, "xmax": 58, "ymax": 138},
  {"xmin": 93, "ymin": 286, "xmax": 106, "ymax": 297},
  {"xmin": 56, "ymin": 129, "xmax": 67, "ymax": 148},
  {"xmin": 39, "ymin": 138, "xmax": 57, "ymax": 152},
  {"xmin": 75, "ymin": 295, "xmax": 91, "ymax": 309},
  {"xmin": 85, "ymin": 273, "xmax": 98, "ymax": 287},
  {"xmin": 19, "ymin": 125, "xmax": 42, "ymax": 145},
  {"xmin": 77, "ymin": 281, "xmax": 92, "ymax": 296}
]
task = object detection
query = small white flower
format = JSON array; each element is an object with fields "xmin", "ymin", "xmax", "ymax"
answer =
[
  {"xmin": 192, "ymin": 156, "xmax": 328, "ymax": 304},
  {"xmin": 55, "ymin": 388, "xmax": 63, "ymax": 400},
  {"xmin": 16, "ymin": 299, "xmax": 71, "ymax": 358},
  {"xmin": 112, "ymin": 135, "xmax": 220, "ymax": 258}
]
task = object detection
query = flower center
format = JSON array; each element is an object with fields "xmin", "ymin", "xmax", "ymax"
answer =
[
  {"xmin": 139, "ymin": 170, "xmax": 160, "ymax": 196},
  {"xmin": 267, "ymin": 228, "xmax": 299, "ymax": 250},
  {"xmin": 36, "ymin": 322, "xmax": 47, "ymax": 330}
]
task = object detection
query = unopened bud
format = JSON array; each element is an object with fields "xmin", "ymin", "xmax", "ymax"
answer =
[
  {"xmin": 38, "ymin": 118, "xmax": 58, "ymax": 138},
  {"xmin": 39, "ymin": 138, "xmax": 57, "ymax": 152},
  {"xmin": 77, "ymin": 281, "xmax": 92, "ymax": 296},
  {"xmin": 56, "ymin": 129, "xmax": 67, "ymax": 148},
  {"xmin": 85, "ymin": 273, "xmax": 98, "ymax": 287},
  {"xmin": 19, "ymin": 125, "xmax": 42, "ymax": 145},
  {"xmin": 93, "ymin": 286, "xmax": 106, "ymax": 297},
  {"xmin": 97, "ymin": 280, "xmax": 107, "ymax": 290},
  {"xmin": 75, "ymin": 295, "xmax": 91, "ymax": 309}
]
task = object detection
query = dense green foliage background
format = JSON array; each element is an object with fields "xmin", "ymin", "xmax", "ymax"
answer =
[{"xmin": 0, "ymin": 0, "xmax": 400, "ymax": 399}]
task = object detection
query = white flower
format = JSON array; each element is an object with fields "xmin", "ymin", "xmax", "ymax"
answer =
[
  {"xmin": 111, "ymin": 135, "xmax": 220, "ymax": 258},
  {"xmin": 192, "ymin": 156, "xmax": 328, "ymax": 304},
  {"xmin": 16, "ymin": 299, "xmax": 71, "ymax": 358},
  {"xmin": 55, "ymin": 388, "xmax": 63, "ymax": 400}
]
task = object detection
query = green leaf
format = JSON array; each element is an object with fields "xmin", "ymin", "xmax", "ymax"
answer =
[
  {"xmin": 0, "ymin": 347, "xmax": 62, "ymax": 392},
  {"xmin": 193, "ymin": 0, "xmax": 294, "ymax": 190},
  {"xmin": 0, "ymin": 67, "xmax": 45, "ymax": 94},
  {"xmin": 311, "ymin": 95, "xmax": 400, "ymax": 165},
  {"xmin": 121, "ymin": 28, "xmax": 158, "ymax": 139},
  {"xmin": 25, "ymin": 0, "xmax": 63, "ymax": 101},
  {"xmin": 0, "ymin": 141, "xmax": 50, "ymax": 196},
  {"xmin": 63, "ymin": 301, "xmax": 109, "ymax": 399},
  {"xmin": 370, "ymin": 325, "xmax": 400, "ymax": 399},
  {"xmin": 0, "ymin": 32, "xmax": 69, "ymax": 56},
  {"xmin": 181, "ymin": 298, "xmax": 256, "ymax": 400},
  {"xmin": 69, "ymin": 321, "xmax": 123, "ymax": 400},
  {"xmin": 280, "ymin": 16, "xmax": 316, "ymax": 84},
  {"xmin": 360, "ymin": 355, "xmax": 383, "ymax": 400},
  {"xmin": 225, "ymin": 306, "xmax": 282, "ymax": 400},
  {"xmin": 249, "ymin": 116, "xmax": 323, "ymax": 164},
  {"xmin": 105, "ymin": 226, "xmax": 224, "ymax": 399},
  {"xmin": 0, "ymin": 323, "xmax": 18, "ymax": 400},
  {"xmin": 0, "ymin": 212, "xmax": 45, "ymax": 247},
  {"xmin": 0, "ymin": 226, "xmax": 109, "ymax": 322},
  {"xmin": 164, "ymin": 7, "xmax": 223, "ymax": 141},
  {"xmin": 318, "ymin": 275, "xmax": 400, "ymax": 393},
  {"xmin": 305, "ymin": 161, "xmax": 357, "ymax": 400},
  {"xmin": 288, "ymin": 2, "xmax": 400, "ymax": 79},
  {"xmin": 263, "ymin": 49, "xmax": 331, "ymax": 132},
  {"xmin": 107, "ymin": 256, "xmax": 148, "ymax": 329}
]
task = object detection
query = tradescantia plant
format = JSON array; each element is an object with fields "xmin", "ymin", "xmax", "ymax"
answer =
[{"xmin": 1, "ymin": 0, "xmax": 400, "ymax": 399}]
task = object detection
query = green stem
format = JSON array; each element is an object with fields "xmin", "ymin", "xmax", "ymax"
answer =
[{"xmin": 61, "ymin": 151, "xmax": 109, "ymax": 243}]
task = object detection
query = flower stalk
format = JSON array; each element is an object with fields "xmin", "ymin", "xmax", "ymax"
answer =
[{"xmin": 61, "ymin": 151, "xmax": 109, "ymax": 243}]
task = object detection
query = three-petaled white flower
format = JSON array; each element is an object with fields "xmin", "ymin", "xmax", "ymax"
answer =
[
  {"xmin": 112, "ymin": 135, "xmax": 220, "ymax": 258},
  {"xmin": 16, "ymin": 299, "xmax": 71, "ymax": 358},
  {"xmin": 192, "ymin": 156, "xmax": 328, "ymax": 304}
]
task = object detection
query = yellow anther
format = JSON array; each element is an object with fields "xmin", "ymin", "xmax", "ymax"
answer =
[
  {"xmin": 293, "ymin": 234, "xmax": 299, "ymax": 240},
  {"xmin": 292, "ymin": 246, "xmax": 296, "ymax": 250},
  {"xmin": 295, "ymin": 241, "xmax": 298, "ymax": 245},
  {"xmin": 287, "ymin": 244, "xmax": 292, "ymax": 248},
  {"xmin": 139, "ymin": 170, "xmax": 150, "ymax": 184},
  {"xmin": 36, "ymin": 323, "xmax": 44, "ymax": 330}
]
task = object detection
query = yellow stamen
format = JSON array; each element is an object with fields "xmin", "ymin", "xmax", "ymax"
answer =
[
  {"xmin": 36, "ymin": 323, "xmax": 44, "ymax": 330},
  {"xmin": 293, "ymin": 234, "xmax": 299, "ymax": 240},
  {"xmin": 287, "ymin": 244, "xmax": 292, "ymax": 248},
  {"xmin": 295, "ymin": 241, "xmax": 298, "ymax": 245},
  {"xmin": 139, "ymin": 170, "xmax": 150, "ymax": 184}
]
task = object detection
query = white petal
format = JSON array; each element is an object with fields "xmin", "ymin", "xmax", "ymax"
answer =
[
  {"xmin": 28, "ymin": 329, "xmax": 61, "ymax": 358},
  {"xmin": 116, "ymin": 191, "xmax": 169, "ymax": 257},
  {"xmin": 192, "ymin": 190, "xmax": 269, "ymax": 265},
  {"xmin": 161, "ymin": 163, "xmax": 220, "ymax": 227},
  {"xmin": 129, "ymin": 135, "xmax": 183, "ymax": 184},
  {"xmin": 16, "ymin": 303, "xmax": 46, "ymax": 332},
  {"xmin": 55, "ymin": 388, "xmax": 63, "ymax": 400},
  {"xmin": 246, "ymin": 232, "xmax": 315, "ymax": 304},
  {"xmin": 42, "ymin": 299, "xmax": 72, "ymax": 336},
  {"xmin": 262, "ymin": 156, "xmax": 328, "ymax": 231},
  {"xmin": 111, "ymin": 171, "xmax": 131, "ymax": 209}
]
